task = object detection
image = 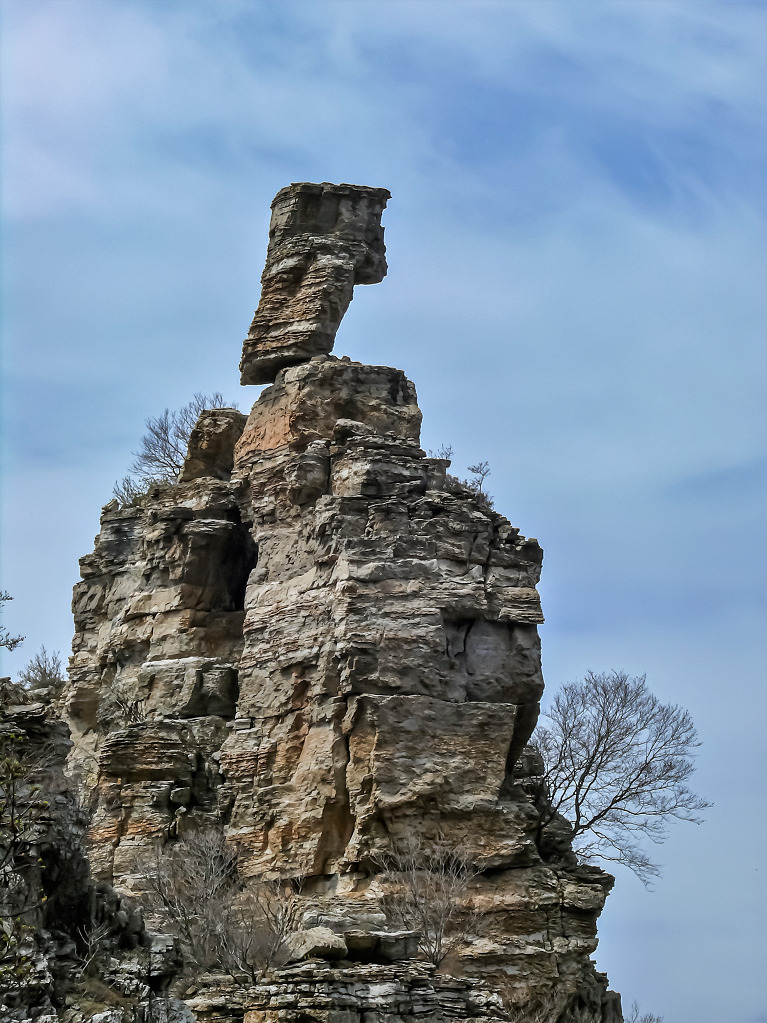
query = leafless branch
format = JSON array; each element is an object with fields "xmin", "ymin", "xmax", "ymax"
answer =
[
  {"xmin": 375, "ymin": 832, "xmax": 482, "ymax": 966},
  {"xmin": 531, "ymin": 671, "xmax": 710, "ymax": 883},
  {"xmin": 135, "ymin": 830, "xmax": 302, "ymax": 979},
  {"xmin": 0, "ymin": 592, "xmax": 24, "ymax": 652},
  {"xmin": 113, "ymin": 392, "xmax": 237, "ymax": 503},
  {"xmin": 625, "ymin": 1000, "xmax": 664, "ymax": 1023}
]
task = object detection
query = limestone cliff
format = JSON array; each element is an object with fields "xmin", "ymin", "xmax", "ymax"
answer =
[{"xmin": 61, "ymin": 182, "xmax": 622, "ymax": 1022}]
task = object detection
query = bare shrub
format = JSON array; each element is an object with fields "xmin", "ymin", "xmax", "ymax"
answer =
[
  {"xmin": 0, "ymin": 727, "xmax": 55, "ymax": 990},
  {"xmin": 74, "ymin": 918, "xmax": 113, "ymax": 979},
  {"xmin": 427, "ymin": 444, "xmax": 454, "ymax": 460},
  {"xmin": 467, "ymin": 460, "xmax": 491, "ymax": 495},
  {"xmin": 532, "ymin": 670, "xmax": 709, "ymax": 883},
  {"xmin": 113, "ymin": 392, "xmax": 236, "ymax": 504},
  {"xmin": 17, "ymin": 646, "xmax": 65, "ymax": 691},
  {"xmin": 443, "ymin": 458, "xmax": 495, "ymax": 511},
  {"xmin": 0, "ymin": 730, "xmax": 50, "ymax": 910},
  {"xmin": 218, "ymin": 878, "xmax": 304, "ymax": 978},
  {"xmin": 505, "ymin": 1003, "xmax": 561, "ymax": 1023},
  {"xmin": 98, "ymin": 677, "xmax": 147, "ymax": 726},
  {"xmin": 138, "ymin": 830, "xmax": 237, "ymax": 969},
  {"xmin": 376, "ymin": 832, "xmax": 482, "ymax": 966},
  {"xmin": 112, "ymin": 475, "xmax": 152, "ymax": 506},
  {"xmin": 136, "ymin": 830, "xmax": 301, "ymax": 979},
  {"xmin": 626, "ymin": 1001, "xmax": 664, "ymax": 1023}
]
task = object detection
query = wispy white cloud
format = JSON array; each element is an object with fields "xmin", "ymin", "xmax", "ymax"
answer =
[{"xmin": 1, "ymin": 3, "xmax": 765, "ymax": 1020}]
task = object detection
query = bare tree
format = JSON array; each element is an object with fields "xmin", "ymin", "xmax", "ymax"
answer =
[
  {"xmin": 0, "ymin": 728, "xmax": 49, "ymax": 912},
  {"xmin": 625, "ymin": 1001, "xmax": 663, "ymax": 1023},
  {"xmin": 138, "ymin": 830, "xmax": 238, "ymax": 969},
  {"xmin": 17, "ymin": 647, "xmax": 65, "ymax": 692},
  {"xmin": 74, "ymin": 918, "xmax": 113, "ymax": 979},
  {"xmin": 531, "ymin": 671, "xmax": 709, "ymax": 883},
  {"xmin": 0, "ymin": 726, "xmax": 52, "ymax": 990},
  {"xmin": 467, "ymin": 460, "xmax": 491, "ymax": 496},
  {"xmin": 427, "ymin": 444, "xmax": 454, "ymax": 460},
  {"xmin": 0, "ymin": 591, "xmax": 24, "ymax": 652},
  {"xmin": 218, "ymin": 878, "xmax": 304, "ymax": 978},
  {"xmin": 441, "ymin": 456, "xmax": 495, "ymax": 511},
  {"xmin": 376, "ymin": 833, "xmax": 482, "ymax": 966},
  {"xmin": 113, "ymin": 391, "xmax": 236, "ymax": 502}
]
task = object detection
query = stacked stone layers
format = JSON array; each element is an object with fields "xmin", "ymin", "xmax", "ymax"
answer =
[
  {"xmin": 65, "ymin": 355, "xmax": 618, "ymax": 1018},
  {"xmin": 240, "ymin": 182, "xmax": 390, "ymax": 385},
  {"xmin": 185, "ymin": 961, "xmax": 510, "ymax": 1022}
]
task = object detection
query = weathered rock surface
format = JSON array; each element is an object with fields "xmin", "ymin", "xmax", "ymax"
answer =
[
  {"xmin": 61, "ymin": 182, "xmax": 622, "ymax": 1021},
  {"xmin": 239, "ymin": 183, "xmax": 390, "ymax": 384},
  {"xmin": 185, "ymin": 961, "xmax": 511, "ymax": 1022},
  {"xmin": 0, "ymin": 679, "xmax": 178, "ymax": 1021}
]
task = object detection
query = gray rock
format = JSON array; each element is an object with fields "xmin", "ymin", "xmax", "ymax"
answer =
[{"xmin": 283, "ymin": 926, "xmax": 348, "ymax": 962}]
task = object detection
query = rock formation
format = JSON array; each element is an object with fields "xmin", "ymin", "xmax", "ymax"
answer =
[
  {"xmin": 60, "ymin": 182, "xmax": 623, "ymax": 1022},
  {"xmin": 239, "ymin": 182, "xmax": 390, "ymax": 385},
  {"xmin": 0, "ymin": 679, "xmax": 180, "ymax": 1022}
]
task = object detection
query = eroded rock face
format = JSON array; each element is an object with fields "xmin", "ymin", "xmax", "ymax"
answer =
[
  {"xmin": 63, "ymin": 183, "xmax": 621, "ymax": 1020},
  {"xmin": 186, "ymin": 961, "xmax": 512, "ymax": 1022},
  {"xmin": 0, "ymin": 679, "xmax": 177, "ymax": 1021},
  {"xmin": 64, "ymin": 356, "xmax": 616, "ymax": 1015},
  {"xmin": 239, "ymin": 183, "xmax": 390, "ymax": 385}
]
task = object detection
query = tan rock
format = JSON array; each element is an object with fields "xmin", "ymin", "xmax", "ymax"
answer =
[
  {"xmin": 180, "ymin": 407, "xmax": 247, "ymax": 482},
  {"xmin": 239, "ymin": 182, "xmax": 390, "ymax": 384},
  {"xmin": 282, "ymin": 926, "xmax": 348, "ymax": 963}
]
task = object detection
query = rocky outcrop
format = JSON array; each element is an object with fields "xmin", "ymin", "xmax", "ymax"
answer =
[
  {"xmin": 239, "ymin": 182, "xmax": 390, "ymax": 384},
  {"xmin": 61, "ymin": 182, "xmax": 622, "ymax": 1021},
  {"xmin": 184, "ymin": 961, "xmax": 509, "ymax": 1022},
  {"xmin": 0, "ymin": 679, "xmax": 179, "ymax": 1021}
]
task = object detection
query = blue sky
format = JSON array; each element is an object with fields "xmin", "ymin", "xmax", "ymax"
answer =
[{"xmin": 1, "ymin": 2, "xmax": 765, "ymax": 1020}]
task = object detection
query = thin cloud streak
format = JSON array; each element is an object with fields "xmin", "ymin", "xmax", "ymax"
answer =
[{"xmin": 1, "ymin": 3, "xmax": 765, "ymax": 1021}]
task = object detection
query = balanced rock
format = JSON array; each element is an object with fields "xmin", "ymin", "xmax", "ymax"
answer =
[{"xmin": 239, "ymin": 182, "xmax": 390, "ymax": 385}]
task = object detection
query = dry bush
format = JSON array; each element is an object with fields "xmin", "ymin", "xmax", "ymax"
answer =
[
  {"xmin": 625, "ymin": 1002, "xmax": 664, "ymax": 1023},
  {"xmin": 376, "ymin": 832, "xmax": 482, "ymax": 966},
  {"xmin": 17, "ymin": 646, "xmax": 65, "ymax": 691},
  {"xmin": 505, "ymin": 1004, "xmax": 559, "ymax": 1023},
  {"xmin": 217, "ymin": 879, "xmax": 304, "ymax": 977},
  {"xmin": 136, "ymin": 830, "xmax": 302, "ymax": 979},
  {"xmin": 532, "ymin": 670, "xmax": 709, "ymax": 883},
  {"xmin": 98, "ymin": 676, "xmax": 147, "ymax": 726}
]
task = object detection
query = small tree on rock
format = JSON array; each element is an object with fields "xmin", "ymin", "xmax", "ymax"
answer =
[
  {"xmin": 17, "ymin": 647, "xmax": 65, "ymax": 692},
  {"xmin": 532, "ymin": 670, "xmax": 709, "ymax": 883},
  {"xmin": 114, "ymin": 392, "xmax": 236, "ymax": 503}
]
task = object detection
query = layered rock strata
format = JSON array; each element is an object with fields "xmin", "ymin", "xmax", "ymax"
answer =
[
  {"xmin": 239, "ymin": 182, "xmax": 389, "ymax": 385},
  {"xmin": 185, "ymin": 961, "xmax": 509, "ymax": 1022},
  {"xmin": 0, "ymin": 679, "xmax": 179, "ymax": 1021},
  {"xmin": 63, "ymin": 182, "xmax": 621, "ymax": 1021}
]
